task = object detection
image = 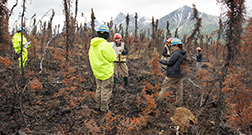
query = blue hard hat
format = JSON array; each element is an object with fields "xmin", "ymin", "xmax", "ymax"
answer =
[
  {"xmin": 97, "ymin": 25, "xmax": 109, "ymax": 33},
  {"xmin": 171, "ymin": 38, "xmax": 182, "ymax": 46},
  {"xmin": 17, "ymin": 27, "xmax": 25, "ymax": 32}
]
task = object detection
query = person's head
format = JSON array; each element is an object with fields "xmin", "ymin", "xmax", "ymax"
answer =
[
  {"xmin": 166, "ymin": 37, "xmax": 173, "ymax": 47},
  {"xmin": 114, "ymin": 33, "xmax": 122, "ymax": 43},
  {"xmin": 196, "ymin": 47, "xmax": 201, "ymax": 52},
  {"xmin": 17, "ymin": 27, "xmax": 25, "ymax": 33},
  {"xmin": 171, "ymin": 38, "xmax": 183, "ymax": 50},
  {"xmin": 96, "ymin": 25, "xmax": 110, "ymax": 40}
]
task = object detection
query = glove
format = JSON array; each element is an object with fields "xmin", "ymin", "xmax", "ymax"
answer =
[
  {"xmin": 15, "ymin": 53, "xmax": 21, "ymax": 59},
  {"xmin": 24, "ymin": 41, "xmax": 31, "ymax": 48}
]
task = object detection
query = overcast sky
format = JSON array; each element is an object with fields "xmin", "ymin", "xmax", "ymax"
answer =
[{"xmin": 7, "ymin": 0, "xmax": 252, "ymax": 29}]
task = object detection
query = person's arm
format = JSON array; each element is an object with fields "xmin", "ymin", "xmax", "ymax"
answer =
[
  {"xmin": 122, "ymin": 43, "xmax": 128, "ymax": 55},
  {"xmin": 162, "ymin": 46, "xmax": 170, "ymax": 57},
  {"xmin": 102, "ymin": 42, "xmax": 116, "ymax": 63},
  {"xmin": 167, "ymin": 52, "xmax": 179, "ymax": 65},
  {"xmin": 160, "ymin": 52, "xmax": 179, "ymax": 65}
]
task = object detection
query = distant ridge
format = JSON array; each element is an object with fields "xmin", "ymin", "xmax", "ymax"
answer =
[{"xmin": 92, "ymin": 5, "xmax": 220, "ymax": 36}]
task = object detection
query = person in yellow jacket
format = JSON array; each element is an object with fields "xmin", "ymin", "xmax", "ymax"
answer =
[
  {"xmin": 89, "ymin": 25, "xmax": 116, "ymax": 113},
  {"xmin": 112, "ymin": 33, "xmax": 129, "ymax": 88},
  {"xmin": 12, "ymin": 27, "xmax": 31, "ymax": 74}
]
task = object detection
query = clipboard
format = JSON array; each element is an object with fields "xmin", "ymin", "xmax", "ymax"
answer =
[{"xmin": 113, "ymin": 47, "xmax": 121, "ymax": 54}]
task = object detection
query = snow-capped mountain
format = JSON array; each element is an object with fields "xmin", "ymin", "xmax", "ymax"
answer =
[
  {"xmin": 158, "ymin": 5, "xmax": 219, "ymax": 36},
  {"xmin": 113, "ymin": 12, "xmax": 151, "ymax": 31},
  {"xmin": 112, "ymin": 5, "xmax": 220, "ymax": 36}
]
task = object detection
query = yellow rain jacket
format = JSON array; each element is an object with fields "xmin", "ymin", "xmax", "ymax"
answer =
[
  {"xmin": 12, "ymin": 32, "xmax": 30, "ymax": 72},
  {"xmin": 89, "ymin": 37, "xmax": 116, "ymax": 80}
]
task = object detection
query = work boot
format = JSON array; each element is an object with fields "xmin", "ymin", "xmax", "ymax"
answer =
[{"xmin": 123, "ymin": 77, "xmax": 128, "ymax": 86}]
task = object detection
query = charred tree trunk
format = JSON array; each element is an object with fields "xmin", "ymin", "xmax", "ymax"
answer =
[
  {"xmin": 174, "ymin": 28, "xmax": 179, "ymax": 38},
  {"xmin": 125, "ymin": 13, "xmax": 129, "ymax": 42},
  {"xmin": 155, "ymin": 19, "xmax": 159, "ymax": 32},
  {"xmin": 75, "ymin": 0, "xmax": 78, "ymax": 20},
  {"xmin": 215, "ymin": 0, "xmax": 245, "ymax": 134},
  {"xmin": 216, "ymin": 18, "xmax": 223, "ymax": 59},
  {"xmin": 166, "ymin": 21, "xmax": 171, "ymax": 39},
  {"xmin": 20, "ymin": 0, "xmax": 26, "ymax": 76},
  {"xmin": 185, "ymin": 4, "xmax": 202, "ymax": 59},
  {"xmin": 134, "ymin": 12, "xmax": 138, "ymax": 40},
  {"xmin": 47, "ymin": 10, "xmax": 55, "ymax": 39},
  {"xmin": 41, "ymin": 22, "xmax": 46, "ymax": 56},
  {"xmin": 91, "ymin": 8, "xmax": 96, "ymax": 37},
  {"xmin": 63, "ymin": 0, "xmax": 70, "ymax": 60},
  {"xmin": 152, "ymin": 17, "xmax": 155, "ymax": 39}
]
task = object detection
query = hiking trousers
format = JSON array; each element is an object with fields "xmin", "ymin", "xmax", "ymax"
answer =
[
  {"xmin": 196, "ymin": 62, "xmax": 202, "ymax": 69},
  {"xmin": 95, "ymin": 75, "xmax": 113, "ymax": 112},
  {"xmin": 18, "ymin": 49, "xmax": 28, "ymax": 74},
  {"xmin": 114, "ymin": 62, "xmax": 128, "ymax": 78},
  {"xmin": 158, "ymin": 76, "xmax": 184, "ymax": 106}
]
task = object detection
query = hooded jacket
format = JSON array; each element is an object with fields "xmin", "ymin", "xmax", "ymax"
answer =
[
  {"xmin": 12, "ymin": 32, "xmax": 29, "ymax": 54},
  {"xmin": 159, "ymin": 49, "xmax": 187, "ymax": 77},
  {"xmin": 89, "ymin": 37, "xmax": 116, "ymax": 80}
]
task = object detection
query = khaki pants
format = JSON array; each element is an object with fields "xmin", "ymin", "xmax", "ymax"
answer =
[
  {"xmin": 158, "ymin": 76, "xmax": 184, "ymax": 106},
  {"xmin": 114, "ymin": 62, "xmax": 128, "ymax": 78},
  {"xmin": 95, "ymin": 75, "xmax": 113, "ymax": 112},
  {"xmin": 196, "ymin": 62, "xmax": 201, "ymax": 69}
]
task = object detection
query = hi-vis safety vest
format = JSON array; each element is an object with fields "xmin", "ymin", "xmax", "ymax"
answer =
[
  {"xmin": 112, "ymin": 42, "xmax": 127, "ymax": 62},
  {"xmin": 161, "ymin": 44, "xmax": 171, "ymax": 61}
]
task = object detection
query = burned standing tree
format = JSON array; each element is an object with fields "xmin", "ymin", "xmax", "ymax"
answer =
[
  {"xmin": 74, "ymin": 0, "xmax": 78, "ymax": 20},
  {"xmin": 31, "ymin": 15, "xmax": 37, "ymax": 56},
  {"xmin": 134, "ymin": 12, "xmax": 138, "ymax": 40},
  {"xmin": 125, "ymin": 13, "xmax": 129, "ymax": 42},
  {"xmin": 151, "ymin": 17, "xmax": 155, "ymax": 39},
  {"xmin": 0, "ymin": 0, "xmax": 10, "ymax": 56},
  {"xmin": 174, "ymin": 28, "xmax": 179, "ymax": 38},
  {"xmin": 216, "ymin": 18, "xmax": 223, "ymax": 59},
  {"xmin": 91, "ymin": 8, "xmax": 96, "ymax": 37},
  {"xmin": 20, "ymin": 0, "xmax": 26, "ymax": 76},
  {"xmin": 63, "ymin": 0, "xmax": 70, "ymax": 60},
  {"xmin": 40, "ymin": 22, "xmax": 46, "ymax": 56},
  {"xmin": 185, "ymin": 4, "xmax": 202, "ymax": 57},
  {"xmin": 215, "ymin": 0, "xmax": 245, "ymax": 134},
  {"xmin": 166, "ymin": 21, "xmax": 172, "ymax": 39},
  {"xmin": 47, "ymin": 9, "xmax": 55, "ymax": 39}
]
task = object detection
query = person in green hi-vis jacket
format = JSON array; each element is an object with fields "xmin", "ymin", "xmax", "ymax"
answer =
[
  {"xmin": 89, "ymin": 25, "xmax": 116, "ymax": 113},
  {"xmin": 12, "ymin": 27, "xmax": 31, "ymax": 74}
]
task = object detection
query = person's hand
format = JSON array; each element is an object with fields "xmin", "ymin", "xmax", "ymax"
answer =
[{"xmin": 120, "ymin": 49, "xmax": 123, "ymax": 52}]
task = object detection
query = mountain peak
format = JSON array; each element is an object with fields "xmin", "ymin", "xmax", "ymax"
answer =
[{"xmin": 182, "ymin": 5, "xmax": 191, "ymax": 9}]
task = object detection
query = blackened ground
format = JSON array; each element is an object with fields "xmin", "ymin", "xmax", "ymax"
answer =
[{"xmin": 0, "ymin": 53, "xmax": 223, "ymax": 135}]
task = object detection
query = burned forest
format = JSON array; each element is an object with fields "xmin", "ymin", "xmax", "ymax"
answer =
[{"xmin": 0, "ymin": 0, "xmax": 252, "ymax": 135}]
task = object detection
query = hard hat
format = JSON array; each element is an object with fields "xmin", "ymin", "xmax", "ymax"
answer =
[
  {"xmin": 171, "ymin": 38, "xmax": 182, "ymax": 46},
  {"xmin": 97, "ymin": 25, "xmax": 109, "ymax": 33},
  {"xmin": 17, "ymin": 27, "xmax": 25, "ymax": 32},
  {"xmin": 114, "ymin": 33, "xmax": 122, "ymax": 42},
  {"xmin": 196, "ymin": 47, "xmax": 201, "ymax": 51},
  {"xmin": 167, "ymin": 37, "xmax": 173, "ymax": 43}
]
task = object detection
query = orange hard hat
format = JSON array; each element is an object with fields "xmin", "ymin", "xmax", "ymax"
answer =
[
  {"xmin": 114, "ymin": 33, "xmax": 122, "ymax": 42},
  {"xmin": 196, "ymin": 47, "xmax": 201, "ymax": 51},
  {"xmin": 167, "ymin": 37, "xmax": 173, "ymax": 43}
]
